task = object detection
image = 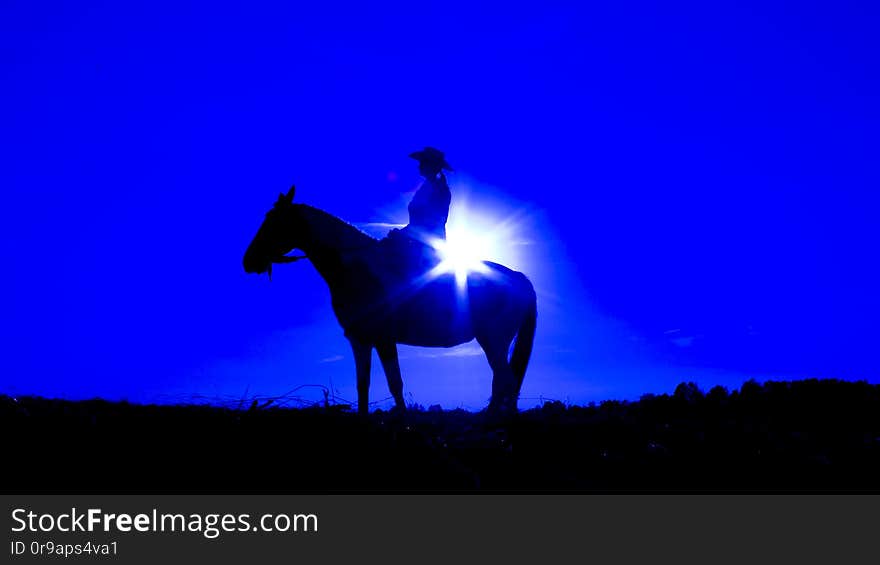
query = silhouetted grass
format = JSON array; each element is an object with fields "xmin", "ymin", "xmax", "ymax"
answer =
[{"xmin": 4, "ymin": 379, "xmax": 880, "ymax": 492}]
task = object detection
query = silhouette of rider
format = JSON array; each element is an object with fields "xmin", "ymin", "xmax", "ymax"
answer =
[
  {"xmin": 384, "ymin": 147, "xmax": 453, "ymax": 275},
  {"xmin": 398, "ymin": 147, "xmax": 453, "ymax": 243}
]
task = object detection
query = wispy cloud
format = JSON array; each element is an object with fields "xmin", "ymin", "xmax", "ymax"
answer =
[
  {"xmin": 318, "ymin": 355, "xmax": 345, "ymax": 364},
  {"xmin": 356, "ymin": 222, "xmax": 405, "ymax": 230},
  {"xmin": 406, "ymin": 343, "xmax": 485, "ymax": 359},
  {"xmin": 663, "ymin": 329, "xmax": 702, "ymax": 348}
]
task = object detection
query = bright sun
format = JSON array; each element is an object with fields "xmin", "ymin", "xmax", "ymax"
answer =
[
  {"xmin": 429, "ymin": 208, "xmax": 507, "ymax": 286},
  {"xmin": 432, "ymin": 228, "xmax": 491, "ymax": 283}
]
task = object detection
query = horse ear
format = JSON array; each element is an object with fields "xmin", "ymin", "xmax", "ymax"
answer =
[{"xmin": 286, "ymin": 184, "xmax": 296, "ymax": 202}]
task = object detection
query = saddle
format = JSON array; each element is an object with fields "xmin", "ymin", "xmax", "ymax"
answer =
[{"xmin": 378, "ymin": 228, "xmax": 443, "ymax": 281}]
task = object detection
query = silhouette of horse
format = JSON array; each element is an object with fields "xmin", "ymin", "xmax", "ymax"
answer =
[{"xmin": 243, "ymin": 186, "xmax": 537, "ymax": 414}]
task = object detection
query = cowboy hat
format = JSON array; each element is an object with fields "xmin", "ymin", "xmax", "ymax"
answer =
[{"xmin": 409, "ymin": 147, "xmax": 453, "ymax": 171}]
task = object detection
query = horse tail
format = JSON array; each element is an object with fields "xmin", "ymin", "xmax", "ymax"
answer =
[{"xmin": 510, "ymin": 276, "xmax": 537, "ymax": 393}]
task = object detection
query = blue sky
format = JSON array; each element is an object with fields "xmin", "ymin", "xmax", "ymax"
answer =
[{"xmin": 1, "ymin": 1, "xmax": 878, "ymax": 408}]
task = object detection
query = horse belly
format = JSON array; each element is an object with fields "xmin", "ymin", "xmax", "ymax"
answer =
[
  {"xmin": 393, "ymin": 319, "xmax": 474, "ymax": 348},
  {"xmin": 390, "ymin": 282, "xmax": 474, "ymax": 347}
]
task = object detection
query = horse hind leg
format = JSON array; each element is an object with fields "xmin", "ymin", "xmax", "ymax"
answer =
[
  {"xmin": 376, "ymin": 341, "xmax": 405, "ymax": 411},
  {"xmin": 477, "ymin": 333, "xmax": 518, "ymax": 412}
]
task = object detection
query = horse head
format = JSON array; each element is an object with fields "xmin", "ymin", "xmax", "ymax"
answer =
[{"xmin": 243, "ymin": 185, "xmax": 308, "ymax": 276}]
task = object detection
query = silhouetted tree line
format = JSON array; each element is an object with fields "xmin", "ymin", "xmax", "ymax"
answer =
[{"xmin": 3, "ymin": 379, "xmax": 880, "ymax": 491}]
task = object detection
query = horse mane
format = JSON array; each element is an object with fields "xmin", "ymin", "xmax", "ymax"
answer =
[{"xmin": 296, "ymin": 204, "xmax": 377, "ymax": 252}]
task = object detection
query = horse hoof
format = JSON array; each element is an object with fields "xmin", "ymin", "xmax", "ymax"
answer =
[
  {"xmin": 386, "ymin": 405, "xmax": 406, "ymax": 421},
  {"xmin": 482, "ymin": 403, "xmax": 518, "ymax": 426}
]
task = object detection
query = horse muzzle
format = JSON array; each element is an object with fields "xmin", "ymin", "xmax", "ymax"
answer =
[{"xmin": 242, "ymin": 251, "xmax": 270, "ymax": 274}]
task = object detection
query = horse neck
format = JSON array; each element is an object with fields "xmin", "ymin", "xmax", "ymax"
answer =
[{"xmin": 296, "ymin": 204, "xmax": 375, "ymax": 285}]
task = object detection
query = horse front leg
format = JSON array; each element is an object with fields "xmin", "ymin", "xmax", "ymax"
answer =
[
  {"xmin": 376, "ymin": 341, "xmax": 405, "ymax": 412},
  {"xmin": 349, "ymin": 339, "xmax": 372, "ymax": 415}
]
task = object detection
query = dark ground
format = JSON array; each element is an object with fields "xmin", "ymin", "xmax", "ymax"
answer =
[{"xmin": 4, "ymin": 379, "xmax": 880, "ymax": 492}]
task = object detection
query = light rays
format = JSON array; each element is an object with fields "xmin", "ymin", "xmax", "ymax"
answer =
[{"xmin": 427, "ymin": 202, "xmax": 528, "ymax": 289}]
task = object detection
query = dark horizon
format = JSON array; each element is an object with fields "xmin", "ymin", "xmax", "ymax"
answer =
[{"xmin": 7, "ymin": 378, "xmax": 880, "ymax": 492}]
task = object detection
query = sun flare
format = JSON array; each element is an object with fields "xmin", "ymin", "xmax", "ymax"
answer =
[
  {"xmin": 431, "ymin": 228, "xmax": 492, "ymax": 285},
  {"xmin": 427, "ymin": 206, "xmax": 516, "ymax": 287}
]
